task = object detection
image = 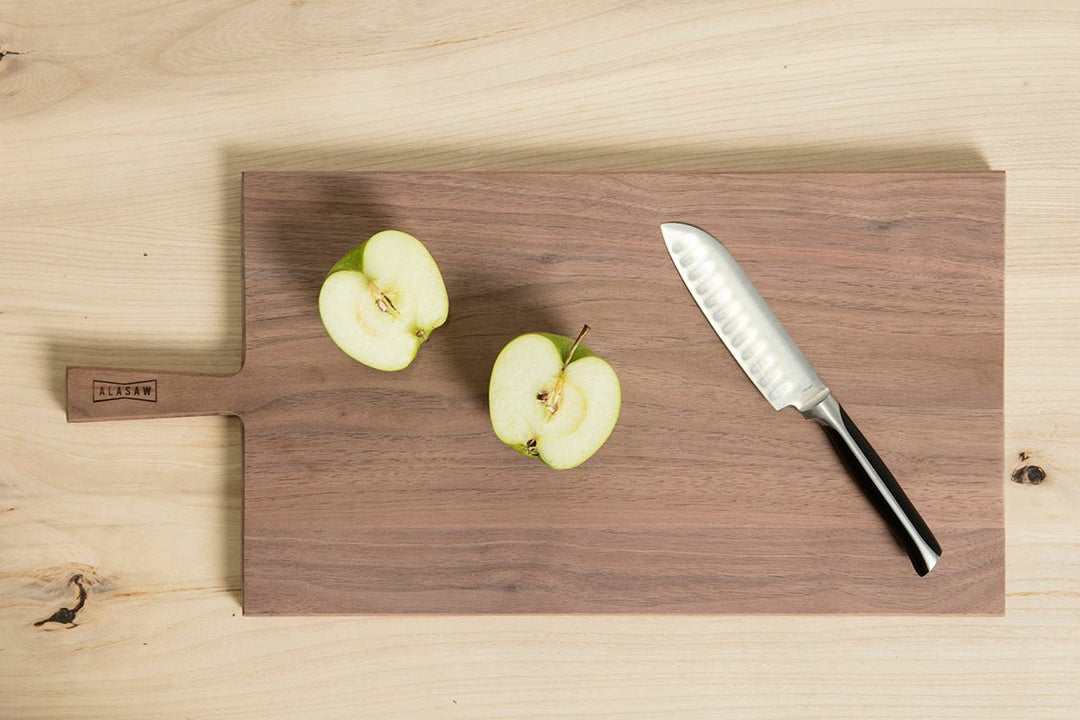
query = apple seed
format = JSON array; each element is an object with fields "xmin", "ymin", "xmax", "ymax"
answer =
[{"xmin": 374, "ymin": 290, "xmax": 400, "ymax": 317}]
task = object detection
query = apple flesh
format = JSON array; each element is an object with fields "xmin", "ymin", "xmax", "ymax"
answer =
[
  {"xmin": 318, "ymin": 230, "xmax": 448, "ymax": 371},
  {"xmin": 489, "ymin": 326, "xmax": 621, "ymax": 470}
]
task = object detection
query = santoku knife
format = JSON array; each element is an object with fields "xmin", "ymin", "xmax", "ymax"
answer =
[{"xmin": 661, "ymin": 222, "xmax": 942, "ymax": 576}]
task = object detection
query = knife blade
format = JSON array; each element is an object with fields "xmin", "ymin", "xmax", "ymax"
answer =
[{"xmin": 661, "ymin": 222, "xmax": 942, "ymax": 576}]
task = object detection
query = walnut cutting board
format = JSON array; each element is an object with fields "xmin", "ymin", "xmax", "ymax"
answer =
[{"xmin": 67, "ymin": 172, "xmax": 1005, "ymax": 615}]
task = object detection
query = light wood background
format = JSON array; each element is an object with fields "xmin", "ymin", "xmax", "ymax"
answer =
[{"xmin": 1, "ymin": 2, "xmax": 1076, "ymax": 718}]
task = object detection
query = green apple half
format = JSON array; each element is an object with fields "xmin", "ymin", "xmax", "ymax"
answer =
[
  {"xmin": 318, "ymin": 230, "xmax": 448, "ymax": 371},
  {"xmin": 489, "ymin": 325, "xmax": 621, "ymax": 470}
]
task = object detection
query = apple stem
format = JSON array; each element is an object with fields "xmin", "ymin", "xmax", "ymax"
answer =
[
  {"xmin": 544, "ymin": 324, "xmax": 591, "ymax": 418},
  {"xmin": 563, "ymin": 324, "xmax": 590, "ymax": 371}
]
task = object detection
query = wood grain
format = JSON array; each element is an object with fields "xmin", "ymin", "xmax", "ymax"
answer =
[
  {"xmin": 4, "ymin": 1, "xmax": 1079, "ymax": 717},
  {"xmin": 67, "ymin": 172, "xmax": 1004, "ymax": 614}
]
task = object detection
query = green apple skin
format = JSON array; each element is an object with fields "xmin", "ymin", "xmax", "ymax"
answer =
[
  {"xmin": 318, "ymin": 230, "xmax": 448, "ymax": 371},
  {"xmin": 488, "ymin": 331, "xmax": 621, "ymax": 470}
]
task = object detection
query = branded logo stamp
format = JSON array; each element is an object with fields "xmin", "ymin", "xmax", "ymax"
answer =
[{"xmin": 92, "ymin": 379, "xmax": 158, "ymax": 403}]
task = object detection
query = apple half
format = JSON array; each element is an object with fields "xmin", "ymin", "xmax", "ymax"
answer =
[
  {"xmin": 318, "ymin": 230, "xmax": 448, "ymax": 371},
  {"xmin": 489, "ymin": 325, "xmax": 621, "ymax": 470}
]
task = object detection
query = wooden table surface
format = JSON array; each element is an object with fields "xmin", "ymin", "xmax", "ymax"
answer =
[{"xmin": 2, "ymin": 2, "xmax": 1077, "ymax": 718}]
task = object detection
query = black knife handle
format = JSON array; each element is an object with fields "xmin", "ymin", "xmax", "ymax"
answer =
[{"xmin": 806, "ymin": 395, "xmax": 942, "ymax": 576}]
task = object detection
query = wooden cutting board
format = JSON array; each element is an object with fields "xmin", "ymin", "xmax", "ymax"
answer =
[{"xmin": 67, "ymin": 172, "xmax": 1005, "ymax": 615}]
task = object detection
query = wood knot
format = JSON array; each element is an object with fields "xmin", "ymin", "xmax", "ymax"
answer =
[
  {"xmin": 1011, "ymin": 451, "xmax": 1046, "ymax": 485},
  {"xmin": 33, "ymin": 574, "xmax": 88, "ymax": 628},
  {"xmin": 1011, "ymin": 465, "xmax": 1046, "ymax": 485}
]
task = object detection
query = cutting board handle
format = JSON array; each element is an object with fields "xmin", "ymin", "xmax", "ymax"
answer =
[{"xmin": 66, "ymin": 367, "xmax": 242, "ymax": 422}]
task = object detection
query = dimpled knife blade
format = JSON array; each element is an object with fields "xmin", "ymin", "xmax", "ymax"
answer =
[
  {"xmin": 661, "ymin": 222, "xmax": 829, "ymax": 413},
  {"xmin": 661, "ymin": 222, "xmax": 942, "ymax": 576}
]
